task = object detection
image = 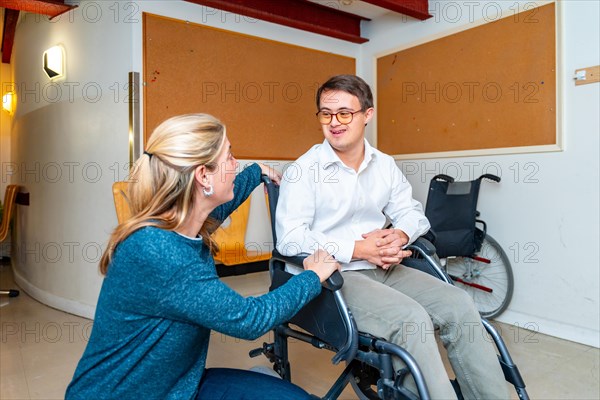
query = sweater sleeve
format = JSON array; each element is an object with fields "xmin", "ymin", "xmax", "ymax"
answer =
[
  {"xmin": 210, "ymin": 163, "xmax": 262, "ymax": 223},
  {"xmin": 156, "ymin": 260, "xmax": 321, "ymax": 340}
]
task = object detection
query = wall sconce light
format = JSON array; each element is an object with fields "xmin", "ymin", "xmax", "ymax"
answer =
[
  {"xmin": 43, "ymin": 45, "xmax": 65, "ymax": 80},
  {"xmin": 2, "ymin": 92, "xmax": 14, "ymax": 114}
]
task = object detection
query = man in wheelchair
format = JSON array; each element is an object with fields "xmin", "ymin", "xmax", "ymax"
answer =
[{"xmin": 275, "ymin": 75, "xmax": 510, "ymax": 399}]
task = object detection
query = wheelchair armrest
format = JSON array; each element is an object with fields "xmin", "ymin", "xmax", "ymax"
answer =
[
  {"xmin": 271, "ymin": 249, "xmax": 306, "ymax": 268},
  {"xmin": 271, "ymin": 250, "xmax": 344, "ymax": 291},
  {"xmin": 406, "ymin": 237, "xmax": 436, "ymax": 257},
  {"xmin": 404, "ymin": 237, "xmax": 453, "ymax": 285}
]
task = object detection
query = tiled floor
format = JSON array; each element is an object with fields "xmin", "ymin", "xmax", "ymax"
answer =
[{"xmin": 1, "ymin": 262, "xmax": 599, "ymax": 399}]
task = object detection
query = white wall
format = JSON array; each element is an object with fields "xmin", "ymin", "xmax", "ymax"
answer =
[
  {"xmin": 9, "ymin": 2, "xmax": 133, "ymax": 317},
  {"xmin": 7, "ymin": 0, "xmax": 598, "ymax": 347},
  {"xmin": 361, "ymin": 0, "xmax": 599, "ymax": 347}
]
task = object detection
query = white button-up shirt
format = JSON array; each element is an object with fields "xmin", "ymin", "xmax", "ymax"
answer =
[{"xmin": 276, "ymin": 139, "xmax": 430, "ymax": 271}]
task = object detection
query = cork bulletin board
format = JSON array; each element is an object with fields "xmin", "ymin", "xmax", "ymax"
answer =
[
  {"xmin": 143, "ymin": 13, "xmax": 355, "ymax": 159},
  {"xmin": 377, "ymin": 2, "xmax": 558, "ymax": 158}
]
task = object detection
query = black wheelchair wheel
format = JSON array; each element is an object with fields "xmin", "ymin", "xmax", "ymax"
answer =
[{"xmin": 445, "ymin": 234, "xmax": 514, "ymax": 319}]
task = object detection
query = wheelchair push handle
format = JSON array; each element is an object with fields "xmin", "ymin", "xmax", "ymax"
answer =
[
  {"xmin": 479, "ymin": 173, "xmax": 501, "ymax": 183},
  {"xmin": 432, "ymin": 174, "xmax": 454, "ymax": 183},
  {"xmin": 261, "ymin": 174, "xmax": 276, "ymax": 185}
]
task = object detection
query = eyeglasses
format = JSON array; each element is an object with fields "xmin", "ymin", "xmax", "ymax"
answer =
[{"xmin": 316, "ymin": 109, "xmax": 364, "ymax": 125}]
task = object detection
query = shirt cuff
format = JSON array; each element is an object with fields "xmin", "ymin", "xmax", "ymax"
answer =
[
  {"xmin": 396, "ymin": 224, "xmax": 419, "ymax": 245},
  {"xmin": 332, "ymin": 238, "xmax": 355, "ymax": 264}
]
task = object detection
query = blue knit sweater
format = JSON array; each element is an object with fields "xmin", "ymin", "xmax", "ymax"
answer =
[{"xmin": 66, "ymin": 164, "xmax": 321, "ymax": 399}]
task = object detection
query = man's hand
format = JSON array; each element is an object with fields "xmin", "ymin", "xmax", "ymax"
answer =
[{"xmin": 355, "ymin": 228, "xmax": 412, "ymax": 269}]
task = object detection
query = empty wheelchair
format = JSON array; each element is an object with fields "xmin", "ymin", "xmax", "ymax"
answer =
[
  {"xmin": 425, "ymin": 174, "xmax": 514, "ymax": 319},
  {"xmin": 250, "ymin": 176, "xmax": 528, "ymax": 400}
]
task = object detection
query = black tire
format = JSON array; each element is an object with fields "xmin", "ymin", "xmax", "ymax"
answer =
[{"xmin": 445, "ymin": 235, "xmax": 514, "ymax": 319}]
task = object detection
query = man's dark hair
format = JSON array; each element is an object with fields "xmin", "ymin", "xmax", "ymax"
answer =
[{"xmin": 316, "ymin": 74, "xmax": 374, "ymax": 111}]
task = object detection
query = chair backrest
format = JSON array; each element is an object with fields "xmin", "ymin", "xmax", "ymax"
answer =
[
  {"xmin": 112, "ymin": 181, "xmax": 133, "ymax": 224},
  {"xmin": 211, "ymin": 197, "xmax": 251, "ymax": 265},
  {"xmin": 424, "ymin": 174, "xmax": 499, "ymax": 257},
  {"xmin": 111, "ymin": 182, "xmax": 264, "ymax": 266},
  {"xmin": 0, "ymin": 185, "xmax": 20, "ymax": 242}
]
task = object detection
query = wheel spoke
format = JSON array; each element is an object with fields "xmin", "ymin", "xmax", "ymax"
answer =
[{"xmin": 445, "ymin": 235, "xmax": 514, "ymax": 319}]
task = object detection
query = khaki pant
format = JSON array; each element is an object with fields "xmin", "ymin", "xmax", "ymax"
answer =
[{"xmin": 341, "ymin": 265, "xmax": 510, "ymax": 400}]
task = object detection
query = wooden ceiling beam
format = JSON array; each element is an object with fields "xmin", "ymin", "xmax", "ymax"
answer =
[
  {"xmin": 0, "ymin": 0, "xmax": 76, "ymax": 19},
  {"xmin": 1, "ymin": 8, "xmax": 19, "ymax": 64},
  {"xmin": 363, "ymin": 0, "xmax": 431, "ymax": 20},
  {"xmin": 185, "ymin": 0, "xmax": 370, "ymax": 43},
  {"xmin": 1, "ymin": 0, "xmax": 78, "ymax": 63}
]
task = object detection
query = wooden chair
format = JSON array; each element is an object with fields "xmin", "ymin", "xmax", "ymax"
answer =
[
  {"xmin": 1, "ymin": 185, "xmax": 21, "ymax": 297},
  {"xmin": 212, "ymin": 197, "xmax": 271, "ymax": 266},
  {"xmin": 112, "ymin": 181, "xmax": 132, "ymax": 224},
  {"xmin": 111, "ymin": 181, "xmax": 269, "ymax": 267}
]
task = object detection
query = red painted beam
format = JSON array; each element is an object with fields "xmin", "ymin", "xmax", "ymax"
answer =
[
  {"xmin": 363, "ymin": 0, "xmax": 431, "ymax": 20},
  {"xmin": 1, "ymin": 8, "xmax": 19, "ymax": 64},
  {"xmin": 185, "ymin": 0, "xmax": 370, "ymax": 43},
  {"xmin": 0, "ymin": 0, "xmax": 76, "ymax": 19}
]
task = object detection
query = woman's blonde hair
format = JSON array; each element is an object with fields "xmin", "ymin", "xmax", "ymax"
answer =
[{"xmin": 100, "ymin": 113, "xmax": 226, "ymax": 274}]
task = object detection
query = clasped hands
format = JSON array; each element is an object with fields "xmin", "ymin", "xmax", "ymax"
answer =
[{"xmin": 355, "ymin": 228, "xmax": 412, "ymax": 270}]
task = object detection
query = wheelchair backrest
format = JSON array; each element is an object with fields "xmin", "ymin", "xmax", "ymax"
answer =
[
  {"xmin": 424, "ymin": 174, "xmax": 499, "ymax": 258},
  {"xmin": 261, "ymin": 175, "xmax": 359, "ymax": 364},
  {"xmin": 262, "ymin": 175, "xmax": 280, "ymax": 245}
]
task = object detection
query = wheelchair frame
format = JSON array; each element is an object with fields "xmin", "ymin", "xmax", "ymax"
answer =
[{"xmin": 252, "ymin": 176, "xmax": 529, "ymax": 400}]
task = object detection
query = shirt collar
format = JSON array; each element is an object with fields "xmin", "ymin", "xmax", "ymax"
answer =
[{"xmin": 321, "ymin": 139, "xmax": 376, "ymax": 170}]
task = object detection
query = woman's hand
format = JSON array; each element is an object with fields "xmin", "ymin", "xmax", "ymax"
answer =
[
  {"xmin": 303, "ymin": 249, "xmax": 340, "ymax": 283},
  {"xmin": 258, "ymin": 163, "xmax": 282, "ymax": 185}
]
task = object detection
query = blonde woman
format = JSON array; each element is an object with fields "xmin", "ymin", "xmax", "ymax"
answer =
[{"xmin": 66, "ymin": 114, "xmax": 339, "ymax": 399}]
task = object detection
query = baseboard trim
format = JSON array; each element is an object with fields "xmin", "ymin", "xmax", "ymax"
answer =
[
  {"xmin": 497, "ymin": 310, "xmax": 599, "ymax": 348},
  {"xmin": 216, "ymin": 260, "xmax": 269, "ymax": 277},
  {"xmin": 11, "ymin": 265, "xmax": 96, "ymax": 320}
]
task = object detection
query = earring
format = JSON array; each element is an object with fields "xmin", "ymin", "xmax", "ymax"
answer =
[{"xmin": 203, "ymin": 185, "xmax": 214, "ymax": 197}]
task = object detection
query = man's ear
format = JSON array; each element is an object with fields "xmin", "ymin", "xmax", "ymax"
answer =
[{"xmin": 364, "ymin": 107, "xmax": 375, "ymax": 125}]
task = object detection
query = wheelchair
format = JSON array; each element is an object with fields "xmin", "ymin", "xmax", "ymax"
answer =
[
  {"xmin": 424, "ymin": 174, "xmax": 514, "ymax": 319},
  {"xmin": 251, "ymin": 176, "xmax": 529, "ymax": 400}
]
